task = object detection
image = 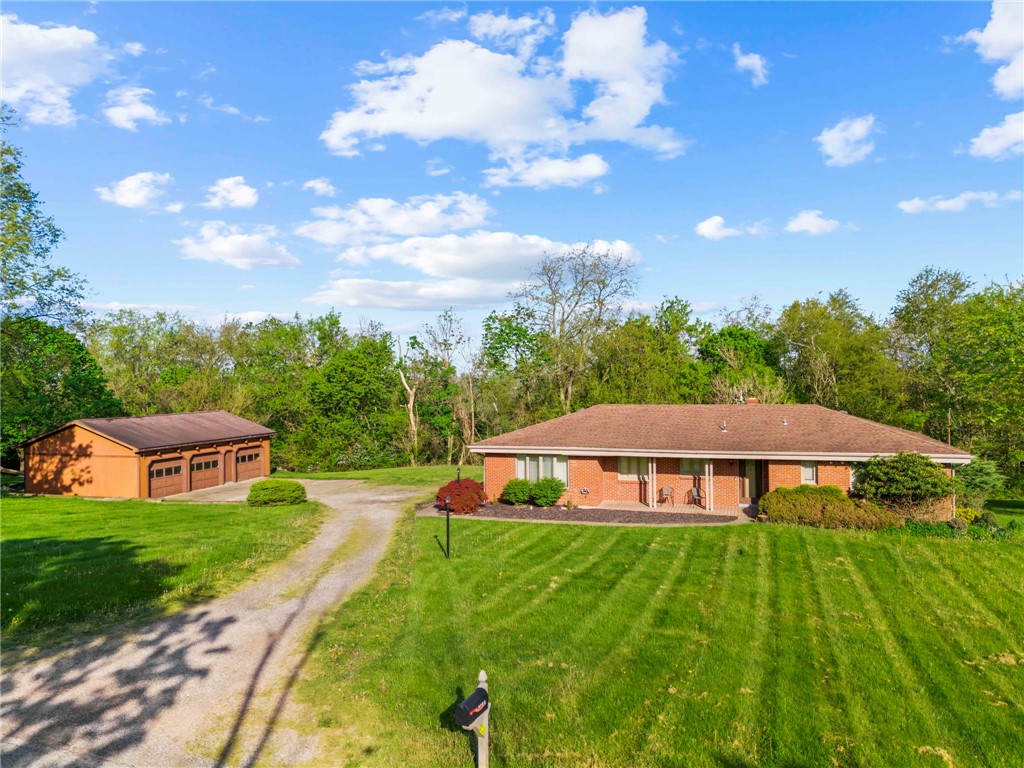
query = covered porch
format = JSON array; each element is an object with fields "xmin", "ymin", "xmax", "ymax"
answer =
[{"xmin": 587, "ymin": 499, "xmax": 751, "ymax": 518}]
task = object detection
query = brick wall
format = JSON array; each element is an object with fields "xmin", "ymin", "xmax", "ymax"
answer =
[
  {"xmin": 767, "ymin": 460, "xmax": 802, "ymax": 491},
  {"xmin": 482, "ymin": 454, "xmax": 516, "ymax": 502},
  {"xmin": 817, "ymin": 462, "xmax": 852, "ymax": 492},
  {"xmin": 712, "ymin": 459, "xmax": 741, "ymax": 509}
]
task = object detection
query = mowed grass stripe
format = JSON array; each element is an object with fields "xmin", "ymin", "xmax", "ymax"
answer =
[
  {"xmin": 298, "ymin": 520, "xmax": 1024, "ymax": 767},
  {"xmin": 875, "ymin": 542, "xmax": 1024, "ymax": 761}
]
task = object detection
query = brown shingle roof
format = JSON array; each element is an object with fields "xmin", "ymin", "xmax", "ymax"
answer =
[
  {"xmin": 32, "ymin": 411, "xmax": 274, "ymax": 452},
  {"xmin": 471, "ymin": 404, "xmax": 971, "ymax": 461}
]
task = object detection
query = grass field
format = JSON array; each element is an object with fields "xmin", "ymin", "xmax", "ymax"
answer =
[
  {"xmin": 1, "ymin": 496, "xmax": 324, "ymax": 648},
  {"xmin": 985, "ymin": 499, "xmax": 1024, "ymax": 527},
  {"xmin": 274, "ymin": 463, "xmax": 482, "ymax": 487},
  {"xmin": 295, "ymin": 515, "xmax": 1024, "ymax": 767}
]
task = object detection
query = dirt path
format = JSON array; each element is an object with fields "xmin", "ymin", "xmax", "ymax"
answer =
[{"xmin": 1, "ymin": 480, "xmax": 422, "ymax": 767}]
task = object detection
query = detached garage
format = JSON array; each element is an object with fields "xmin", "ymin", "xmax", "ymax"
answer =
[{"xmin": 22, "ymin": 411, "xmax": 275, "ymax": 499}]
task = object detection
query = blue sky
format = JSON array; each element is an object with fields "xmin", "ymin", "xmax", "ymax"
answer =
[{"xmin": 4, "ymin": 2, "xmax": 1022, "ymax": 332}]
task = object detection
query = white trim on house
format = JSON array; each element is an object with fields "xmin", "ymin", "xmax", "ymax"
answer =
[{"xmin": 469, "ymin": 446, "xmax": 972, "ymax": 464}]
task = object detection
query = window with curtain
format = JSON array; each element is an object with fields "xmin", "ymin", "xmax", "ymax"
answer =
[
  {"xmin": 617, "ymin": 456, "xmax": 648, "ymax": 480},
  {"xmin": 801, "ymin": 461, "xmax": 818, "ymax": 485},
  {"xmin": 516, "ymin": 455, "xmax": 569, "ymax": 484},
  {"xmin": 679, "ymin": 458, "xmax": 707, "ymax": 476}
]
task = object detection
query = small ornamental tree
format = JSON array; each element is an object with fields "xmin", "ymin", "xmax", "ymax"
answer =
[
  {"xmin": 955, "ymin": 459, "xmax": 1006, "ymax": 510},
  {"xmin": 436, "ymin": 478, "xmax": 486, "ymax": 515},
  {"xmin": 853, "ymin": 452, "xmax": 956, "ymax": 513},
  {"xmin": 501, "ymin": 478, "xmax": 533, "ymax": 505}
]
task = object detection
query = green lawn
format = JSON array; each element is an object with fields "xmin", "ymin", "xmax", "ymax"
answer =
[
  {"xmin": 985, "ymin": 499, "xmax": 1024, "ymax": 527},
  {"xmin": 274, "ymin": 463, "xmax": 482, "ymax": 487},
  {"xmin": 1, "ymin": 496, "xmax": 324, "ymax": 648},
  {"xmin": 296, "ymin": 516, "xmax": 1024, "ymax": 767}
]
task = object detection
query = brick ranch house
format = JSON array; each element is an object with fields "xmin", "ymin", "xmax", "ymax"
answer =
[
  {"xmin": 470, "ymin": 402, "xmax": 971, "ymax": 513},
  {"xmin": 22, "ymin": 411, "xmax": 273, "ymax": 499}
]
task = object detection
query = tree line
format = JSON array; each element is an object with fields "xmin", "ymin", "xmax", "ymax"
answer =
[{"xmin": 3, "ymin": 107, "xmax": 1022, "ymax": 488}]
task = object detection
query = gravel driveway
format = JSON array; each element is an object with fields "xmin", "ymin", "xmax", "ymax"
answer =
[{"xmin": 1, "ymin": 480, "xmax": 421, "ymax": 767}]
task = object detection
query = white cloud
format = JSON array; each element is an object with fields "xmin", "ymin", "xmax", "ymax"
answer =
[
  {"xmin": 814, "ymin": 114, "xmax": 877, "ymax": 166},
  {"xmin": 695, "ymin": 215, "xmax": 742, "ymax": 241},
  {"xmin": 418, "ymin": 7, "xmax": 466, "ymax": 25},
  {"xmin": 95, "ymin": 171, "xmax": 173, "ymax": 209},
  {"xmin": 103, "ymin": 86, "xmax": 171, "ymax": 131},
  {"xmin": 177, "ymin": 222, "xmax": 298, "ymax": 270},
  {"xmin": 198, "ymin": 94, "xmax": 269, "ymax": 122},
  {"xmin": 694, "ymin": 215, "xmax": 769, "ymax": 240},
  {"xmin": 123, "ymin": 42, "xmax": 145, "ymax": 57},
  {"xmin": 484, "ymin": 153, "xmax": 609, "ymax": 188},
  {"xmin": 732, "ymin": 43, "xmax": 769, "ymax": 87},
  {"xmin": 968, "ymin": 111, "xmax": 1024, "ymax": 160},
  {"xmin": 320, "ymin": 7, "xmax": 686, "ymax": 181},
  {"xmin": 86, "ymin": 300, "xmax": 202, "ymax": 314},
  {"xmin": 295, "ymin": 192, "xmax": 491, "ymax": 246},
  {"xmin": 898, "ymin": 189, "xmax": 1022, "ymax": 213},
  {"xmin": 202, "ymin": 176, "xmax": 259, "ymax": 209},
  {"xmin": 164, "ymin": 201, "xmax": 185, "ymax": 213},
  {"xmin": 334, "ymin": 232, "xmax": 638, "ymax": 281},
  {"xmin": 426, "ymin": 158, "xmax": 452, "ymax": 176},
  {"xmin": 1, "ymin": 13, "xmax": 115, "ymax": 125},
  {"xmin": 306, "ymin": 234, "xmax": 639, "ymax": 309},
  {"xmin": 785, "ymin": 209, "xmax": 841, "ymax": 235},
  {"xmin": 305, "ymin": 277, "xmax": 508, "ymax": 310},
  {"xmin": 302, "ymin": 177, "xmax": 337, "ymax": 197},
  {"xmin": 469, "ymin": 8, "xmax": 556, "ymax": 59},
  {"xmin": 958, "ymin": 2, "xmax": 1023, "ymax": 100}
]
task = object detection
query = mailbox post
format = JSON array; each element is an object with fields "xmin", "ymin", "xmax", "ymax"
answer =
[{"xmin": 455, "ymin": 670, "xmax": 490, "ymax": 768}]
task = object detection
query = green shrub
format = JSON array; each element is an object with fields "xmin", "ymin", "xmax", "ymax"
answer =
[
  {"xmin": 976, "ymin": 510, "xmax": 999, "ymax": 529},
  {"xmin": 531, "ymin": 477, "xmax": 566, "ymax": 507},
  {"xmin": 760, "ymin": 485, "xmax": 903, "ymax": 530},
  {"xmin": 955, "ymin": 506, "xmax": 980, "ymax": 525},
  {"xmin": 247, "ymin": 479, "xmax": 307, "ymax": 507},
  {"xmin": 853, "ymin": 452, "xmax": 956, "ymax": 514},
  {"xmin": 501, "ymin": 478, "xmax": 533, "ymax": 505},
  {"xmin": 436, "ymin": 479, "xmax": 486, "ymax": 515}
]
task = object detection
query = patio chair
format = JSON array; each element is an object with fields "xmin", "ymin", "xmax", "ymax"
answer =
[
  {"xmin": 690, "ymin": 485, "xmax": 705, "ymax": 507},
  {"xmin": 658, "ymin": 486, "xmax": 674, "ymax": 506}
]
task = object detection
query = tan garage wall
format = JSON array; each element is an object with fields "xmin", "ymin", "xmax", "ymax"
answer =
[{"xmin": 26, "ymin": 425, "xmax": 140, "ymax": 498}]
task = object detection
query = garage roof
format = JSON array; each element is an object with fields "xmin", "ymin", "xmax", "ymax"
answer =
[
  {"xmin": 471, "ymin": 403, "xmax": 972, "ymax": 462},
  {"xmin": 27, "ymin": 411, "xmax": 274, "ymax": 452}
]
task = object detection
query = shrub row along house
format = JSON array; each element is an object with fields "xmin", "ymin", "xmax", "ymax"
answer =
[
  {"xmin": 470, "ymin": 401, "xmax": 971, "ymax": 514},
  {"xmin": 22, "ymin": 411, "xmax": 273, "ymax": 498}
]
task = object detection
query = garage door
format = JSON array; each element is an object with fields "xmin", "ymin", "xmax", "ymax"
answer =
[
  {"xmin": 149, "ymin": 460, "xmax": 184, "ymax": 498},
  {"xmin": 236, "ymin": 449, "xmax": 263, "ymax": 481},
  {"xmin": 190, "ymin": 455, "xmax": 221, "ymax": 491}
]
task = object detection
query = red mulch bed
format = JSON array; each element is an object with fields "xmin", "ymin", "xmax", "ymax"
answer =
[{"xmin": 425, "ymin": 503, "xmax": 740, "ymax": 526}]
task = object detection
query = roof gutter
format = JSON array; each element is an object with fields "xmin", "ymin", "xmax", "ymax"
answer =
[{"xmin": 468, "ymin": 445, "xmax": 973, "ymax": 464}]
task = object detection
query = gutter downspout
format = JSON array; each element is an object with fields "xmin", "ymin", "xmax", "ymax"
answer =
[
  {"xmin": 709, "ymin": 460, "xmax": 715, "ymax": 512},
  {"xmin": 650, "ymin": 457, "xmax": 657, "ymax": 509}
]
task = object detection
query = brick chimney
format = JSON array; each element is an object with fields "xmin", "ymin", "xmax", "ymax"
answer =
[{"xmin": 746, "ymin": 397, "xmax": 760, "ymax": 404}]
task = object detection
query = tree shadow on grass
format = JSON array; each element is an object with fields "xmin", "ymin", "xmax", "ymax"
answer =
[
  {"xmin": 1, "ymin": 536, "xmax": 185, "ymax": 647},
  {"xmin": 0, "ymin": 536, "xmax": 238, "ymax": 766}
]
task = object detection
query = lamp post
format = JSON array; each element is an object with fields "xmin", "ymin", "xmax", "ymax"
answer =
[
  {"xmin": 444, "ymin": 495, "xmax": 451, "ymax": 559},
  {"xmin": 457, "ymin": 466, "xmax": 461, "ymax": 483}
]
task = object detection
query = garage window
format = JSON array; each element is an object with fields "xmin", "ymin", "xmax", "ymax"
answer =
[
  {"xmin": 237, "ymin": 453, "xmax": 259, "ymax": 463},
  {"xmin": 192, "ymin": 460, "xmax": 219, "ymax": 471},
  {"xmin": 149, "ymin": 465, "xmax": 182, "ymax": 478}
]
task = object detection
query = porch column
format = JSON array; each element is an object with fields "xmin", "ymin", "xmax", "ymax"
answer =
[
  {"xmin": 650, "ymin": 457, "xmax": 657, "ymax": 509},
  {"xmin": 708, "ymin": 460, "xmax": 715, "ymax": 512}
]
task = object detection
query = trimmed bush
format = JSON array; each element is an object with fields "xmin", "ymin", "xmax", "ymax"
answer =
[
  {"xmin": 247, "ymin": 479, "xmax": 307, "ymax": 507},
  {"xmin": 760, "ymin": 484, "xmax": 903, "ymax": 530},
  {"xmin": 501, "ymin": 478, "xmax": 533, "ymax": 505},
  {"xmin": 531, "ymin": 477, "xmax": 566, "ymax": 507},
  {"xmin": 948, "ymin": 517, "xmax": 969, "ymax": 532},
  {"xmin": 852, "ymin": 452, "xmax": 956, "ymax": 514},
  {"xmin": 976, "ymin": 510, "xmax": 999, "ymax": 529},
  {"xmin": 436, "ymin": 479, "xmax": 486, "ymax": 515}
]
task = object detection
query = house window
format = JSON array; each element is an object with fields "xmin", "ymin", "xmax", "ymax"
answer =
[
  {"xmin": 516, "ymin": 455, "xmax": 568, "ymax": 484},
  {"xmin": 801, "ymin": 461, "xmax": 817, "ymax": 485},
  {"xmin": 618, "ymin": 456, "xmax": 648, "ymax": 480},
  {"xmin": 679, "ymin": 458, "xmax": 707, "ymax": 476}
]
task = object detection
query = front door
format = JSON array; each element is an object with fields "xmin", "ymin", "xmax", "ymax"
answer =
[{"xmin": 739, "ymin": 460, "xmax": 764, "ymax": 504}]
